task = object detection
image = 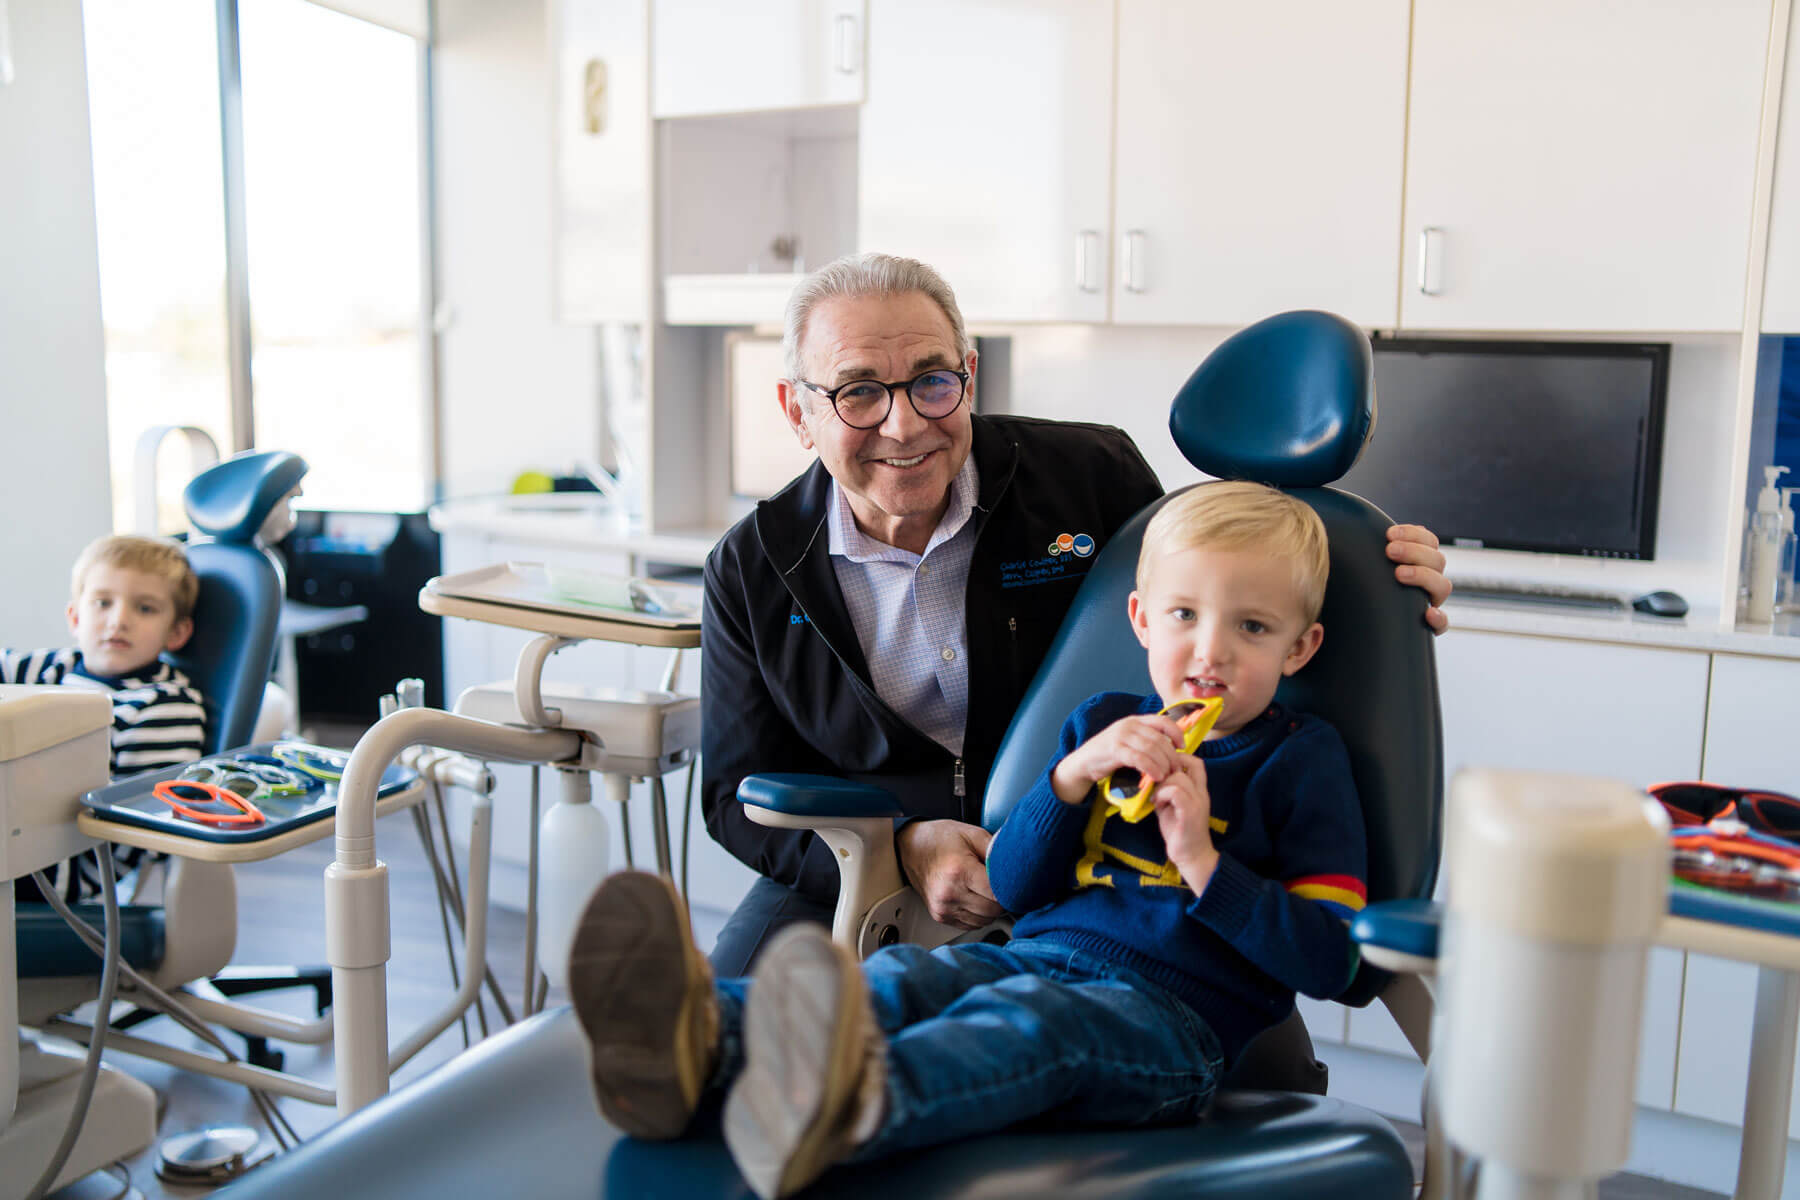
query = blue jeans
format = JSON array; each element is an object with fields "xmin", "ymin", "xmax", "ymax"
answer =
[{"xmin": 709, "ymin": 938, "xmax": 1224, "ymax": 1158}]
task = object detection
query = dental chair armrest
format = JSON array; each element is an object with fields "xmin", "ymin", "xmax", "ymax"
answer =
[
  {"xmin": 738, "ymin": 773, "xmax": 906, "ymax": 819},
  {"xmin": 1350, "ymin": 898, "xmax": 1441, "ymax": 976},
  {"xmin": 739, "ymin": 774, "xmax": 906, "ymax": 951}
]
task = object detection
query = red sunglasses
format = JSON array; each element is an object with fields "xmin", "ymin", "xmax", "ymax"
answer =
[{"xmin": 1649, "ymin": 781, "xmax": 1800, "ymax": 842}]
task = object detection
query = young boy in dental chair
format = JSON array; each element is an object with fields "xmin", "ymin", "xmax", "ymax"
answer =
[
  {"xmin": 4, "ymin": 534, "xmax": 206, "ymax": 900},
  {"xmin": 3, "ymin": 534, "xmax": 207, "ymax": 775},
  {"xmin": 569, "ymin": 480, "xmax": 1366, "ymax": 1200}
]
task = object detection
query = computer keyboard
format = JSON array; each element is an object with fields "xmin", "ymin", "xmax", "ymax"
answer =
[{"xmin": 1448, "ymin": 577, "xmax": 1628, "ymax": 612}]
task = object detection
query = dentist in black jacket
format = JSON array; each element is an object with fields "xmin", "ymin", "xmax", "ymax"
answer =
[{"xmin": 700, "ymin": 253, "xmax": 1450, "ymax": 974}]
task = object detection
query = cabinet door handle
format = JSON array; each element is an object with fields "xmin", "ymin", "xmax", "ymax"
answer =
[
  {"xmin": 1417, "ymin": 226, "xmax": 1445, "ymax": 296},
  {"xmin": 835, "ymin": 13, "xmax": 860, "ymax": 74},
  {"xmin": 1123, "ymin": 229, "xmax": 1147, "ymax": 294},
  {"xmin": 1075, "ymin": 230, "xmax": 1101, "ymax": 293}
]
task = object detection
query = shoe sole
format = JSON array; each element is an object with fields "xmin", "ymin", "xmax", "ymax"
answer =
[
  {"xmin": 725, "ymin": 928, "xmax": 870, "ymax": 1199},
  {"xmin": 568, "ymin": 871, "xmax": 711, "ymax": 1139}
]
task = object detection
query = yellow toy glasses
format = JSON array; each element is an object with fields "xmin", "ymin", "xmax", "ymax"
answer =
[{"xmin": 1098, "ymin": 697, "xmax": 1224, "ymax": 823}]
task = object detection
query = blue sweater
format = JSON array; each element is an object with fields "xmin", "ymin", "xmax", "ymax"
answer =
[{"xmin": 986, "ymin": 691, "xmax": 1367, "ymax": 1063}]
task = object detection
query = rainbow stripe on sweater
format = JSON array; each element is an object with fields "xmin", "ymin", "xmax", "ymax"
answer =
[{"xmin": 1285, "ymin": 873, "xmax": 1367, "ymax": 921}]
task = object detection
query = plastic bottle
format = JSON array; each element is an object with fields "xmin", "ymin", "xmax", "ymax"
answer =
[
  {"xmin": 1744, "ymin": 465, "xmax": 1789, "ymax": 623},
  {"xmin": 537, "ymin": 769, "xmax": 611, "ymax": 990},
  {"xmin": 1779, "ymin": 486, "xmax": 1799, "ymax": 614}
]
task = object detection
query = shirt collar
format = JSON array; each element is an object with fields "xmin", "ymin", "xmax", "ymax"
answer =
[
  {"xmin": 71, "ymin": 652, "xmax": 170, "ymax": 688},
  {"xmin": 827, "ymin": 452, "xmax": 980, "ymax": 563}
]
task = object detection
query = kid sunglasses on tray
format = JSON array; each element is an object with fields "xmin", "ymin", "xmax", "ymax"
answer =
[{"xmin": 1650, "ymin": 780, "xmax": 1800, "ymax": 841}]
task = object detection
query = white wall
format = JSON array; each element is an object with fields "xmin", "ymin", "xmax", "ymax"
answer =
[
  {"xmin": 0, "ymin": 0, "xmax": 113, "ymax": 647},
  {"xmin": 433, "ymin": 0, "xmax": 602, "ymax": 498}
]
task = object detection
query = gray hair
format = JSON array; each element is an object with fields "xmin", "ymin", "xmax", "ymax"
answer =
[{"xmin": 781, "ymin": 252, "xmax": 972, "ymax": 382}]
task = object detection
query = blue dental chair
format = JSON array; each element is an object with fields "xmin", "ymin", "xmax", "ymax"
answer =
[
  {"xmin": 208, "ymin": 311, "xmax": 1442, "ymax": 1199},
  {"xmin": 17, "ymin": 451, "xmax": 321, "ymax": 1059}
]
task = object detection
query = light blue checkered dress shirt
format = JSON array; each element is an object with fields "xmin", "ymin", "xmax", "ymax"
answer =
[{"xmin": 827, "ymin": 455, "xmax": 980, "ymax": 756}]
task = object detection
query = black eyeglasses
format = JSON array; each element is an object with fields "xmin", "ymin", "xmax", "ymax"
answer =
[{"xmin": 797, "ymin": 368, "xmax": 971, "ymax": 430}]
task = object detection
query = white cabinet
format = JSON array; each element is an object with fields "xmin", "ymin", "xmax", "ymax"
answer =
[
  {"xmin": 1704, "ymin": 654, "xmax": 1800, "ymax": 793},
  {"xmin": 857, "ymin": 0, "xmax": 1114, "ymax": 323},
  {"xmin": 1343, "ymin": 631, "xmax": 1707, "ymax": 1068},
  {"xmin": 652, "ymin": 0, "xmax": 865, "ymax": 118},
  {"xmin": 1110, "ymin": 0, "xmax": 1410, "ymax": 329},
  {"xmin": 551, "ymin": 0, "xmax": 652, "ymax": 323},
  {"xmin": 1764, "ymin": 0, "xmax": 1800, "ymax": 332},
  {"xmin": 1400, "ymin": 0, "xmax": 1769, "ymax": 333},
  {"xmin": 1673, "ymin": 652, "xmax": 1800, "ymax": 1128},
  {"xmin": 1434, "ymin": 631, "xmax": 1709, "ymax": 790}
]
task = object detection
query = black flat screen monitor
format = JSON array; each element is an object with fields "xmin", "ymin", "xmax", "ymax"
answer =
[{"xmin": 1338, "ymin": 338, "xmax": 1670, "ymax": 560}]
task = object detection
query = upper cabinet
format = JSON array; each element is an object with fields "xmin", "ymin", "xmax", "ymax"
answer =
[
  {"xmin": 1400, "ymin": 0, "xmax": 1770, "ymax": 333},
  {"xmin": 1762, "ymin": 0, "xmax": 1800, "ymax": 331},
  {"xmin": 1110, "ymin": 0, "xmax": 1410, "ymax": 330},
  {"xmin": 652, "ymin": 0, "xmax": 865, "ymax": 119},
  {"xmin": 858, "ymin": 0, "xmax": 1114, "ymax": 323}
]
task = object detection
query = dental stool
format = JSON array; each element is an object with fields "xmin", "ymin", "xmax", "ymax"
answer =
[{"xmin": 209, "ymin": 310, "xmax": 1440, "ymax": 1200}]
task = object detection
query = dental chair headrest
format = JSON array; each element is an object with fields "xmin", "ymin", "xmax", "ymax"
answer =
[
  {"xmin": 184, "ymin": 450, "xmax": 309, "ymax": 545},
  {"xmin": 1169, "ymin": 310, "xmax": 1374, "ymax": 487}
]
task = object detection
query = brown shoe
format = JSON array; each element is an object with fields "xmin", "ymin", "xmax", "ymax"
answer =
[
  {"xmin": 568, "ymin": 870, "xmax": 718, "ymax": 1139},
  {"xmin": 723, "ymin": 925, "xmax": 886, "ymax": 1199}
]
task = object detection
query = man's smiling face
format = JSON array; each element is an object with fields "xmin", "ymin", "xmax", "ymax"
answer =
[{"xmin": 778, "ymin": 290, "xmax": 975, "ymax": 555}]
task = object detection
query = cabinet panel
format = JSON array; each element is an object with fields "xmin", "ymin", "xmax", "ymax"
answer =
[
  {"xmin": 1435, "ymin": 631, "xmax": 1709, "ymax": 789},
  {"xmin": 1110, "ymin": 0, "xmax": 1409, "ymax": 329},
  {"xmin": 552, "ymin": 0, "xmax": 651, "ymax": 323},
  {"xmin": 1401, "ymin": 0, "xmax": 1768, "ymax": 332},
  {"xmin": 652, "ymin": 0, "xmax": 864, "ymax": 118},
  {"xmin": 858, "ymin": 0, "xmax": 1113, "ymax": 323},
  {"xmin": 1637, "ymin": 946, "xmax": 1685, "ymax": 1110},
  {"xmin": 1674, "ymin": 953, "xmax": 1759, "ymax": 1125},
  {"xmin": 1702, "ymin": 654, "xmax": 1800, "ymax": 790},
  {"xmin": 1761, "ymin": 0, "xmax": 1800, "ymax": 331}
]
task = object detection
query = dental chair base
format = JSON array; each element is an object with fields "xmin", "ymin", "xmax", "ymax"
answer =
[
  {"xmin": 0, "ymin": 1033, "xmax": 156, "ymax": 1199},
  {"xmin": 212, "ymin": 1006, "xmax": 1413, "ymax": 1200},
  {"xmin": 1, "ymin": 688, "xmax": 160, "ymax": 1197}
]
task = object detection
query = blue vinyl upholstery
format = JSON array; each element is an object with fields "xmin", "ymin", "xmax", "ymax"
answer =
[
  {"xmin": 216, "ymin": 1009, "xmax": 1414, "ymax": 1200},
  {"xmin": 171, "ymin": 451, "xmax": 306, "ymax": 754}
]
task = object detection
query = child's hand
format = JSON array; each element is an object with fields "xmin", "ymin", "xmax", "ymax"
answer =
[
  {"xmin": 1050, "ymin": 712, "xmax": 1188, "ymax": 806},
  {"xmin": 1153, "ymin": 755, "xmax": 1220, "ymax": 893}
]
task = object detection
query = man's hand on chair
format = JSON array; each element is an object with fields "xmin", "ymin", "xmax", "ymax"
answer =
[
  {"xmin": 1387, "ymin": 524, "xmax": 1452, "ymax": 634},
  {"xmin": 896, "ymin": 819, "xmax": 1006, "ymax": 930}
]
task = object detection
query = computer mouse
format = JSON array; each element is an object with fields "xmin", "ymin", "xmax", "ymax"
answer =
[{"xmin": 1632, "ymin": 590, "xmax": 1688, "ymax": 618}]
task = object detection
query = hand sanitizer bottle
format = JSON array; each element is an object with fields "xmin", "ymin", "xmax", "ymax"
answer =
[
  {"xmin": 1779, "ymin": 486, "xmax": 1798, "ymax": 614},
  {"xmin": 1745, "ymin": 465, "xmax": 1789, "ymax": 623}
]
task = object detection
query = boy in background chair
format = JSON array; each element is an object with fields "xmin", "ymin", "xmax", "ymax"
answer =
[
  {"xmin": 3, "ymin": 533, "xmax": 207, "ymax": 776},
  {"xmin": 571, "ymin": 481, "xmax": 1366, "ymax": 1199}
]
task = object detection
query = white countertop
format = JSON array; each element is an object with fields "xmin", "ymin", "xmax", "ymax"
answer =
[
  {"xmin": 428, "ymin": 494, "xmax": 724, "ymax": 568},
  {"xmin": 1443, "ymin": 596, "xmax": 1800, "ymax": 660}
]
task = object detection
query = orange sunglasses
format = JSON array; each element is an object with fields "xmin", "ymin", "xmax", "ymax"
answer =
[{"xmin": 153, "ymin": 780, "xmax": 267, "ymax": 827}]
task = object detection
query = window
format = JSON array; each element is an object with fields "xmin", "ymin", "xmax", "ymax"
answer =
[
  {"xmin": 239, "ymin": 0, "xmax": 428, "ymax": 512},
  {"xmin": 82, "ymin": 0, "xmax": 432, "ymax": 529},
  {"xmin": 83, "ymin": 0, "xmax": 233, "ymax": 534}
]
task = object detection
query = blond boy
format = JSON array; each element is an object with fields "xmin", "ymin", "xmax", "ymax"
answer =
[
  {"xmin": 565, "ymin": 481, "xmax": 1368, "ymax": 1198},
  {"xmin": 2, "ymin": 534, "xmax": 207, "ymax": 776}
]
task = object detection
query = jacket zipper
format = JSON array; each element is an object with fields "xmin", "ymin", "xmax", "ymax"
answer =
[
  {"xmin": 953, "ymin": 758, "xmax": 966, "ymax": 798},
  {"xmin": 1007, "ymin": 615, "xmax": 1021, "ymax": 682}
]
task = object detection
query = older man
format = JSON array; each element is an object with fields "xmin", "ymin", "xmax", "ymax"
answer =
[{"xmin": 701, "ymin": 253, "xmax": 1449, "ymax": 974}]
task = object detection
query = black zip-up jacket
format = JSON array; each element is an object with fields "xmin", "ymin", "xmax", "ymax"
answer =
[{"xmin": 701, "ymin": 413, "xmax": 1164, "ymax": 903}]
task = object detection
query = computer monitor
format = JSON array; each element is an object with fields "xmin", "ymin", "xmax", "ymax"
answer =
[{"xmin": 1338, "ymin": 338, "xmax": 1670, "ymax": 560}]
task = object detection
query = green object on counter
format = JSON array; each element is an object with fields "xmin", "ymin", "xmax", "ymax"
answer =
[{"xmin": 512, "ymin": 470, "xmax": 555, "ymax": 494}]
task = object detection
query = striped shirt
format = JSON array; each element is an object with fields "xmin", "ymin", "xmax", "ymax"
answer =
[
  {"xmin": 0, "ymin": 648, "xmax": 207, "ymax": 777},
  {"xmin": 827, "ymin": 455, "xmax": 979, "ymax": 756}
]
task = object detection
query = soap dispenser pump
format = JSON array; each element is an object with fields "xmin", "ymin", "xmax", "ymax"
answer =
[{"xmin": 1745, "ymin": 465, "xmax": 1790, "ymax": 623}]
